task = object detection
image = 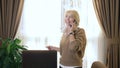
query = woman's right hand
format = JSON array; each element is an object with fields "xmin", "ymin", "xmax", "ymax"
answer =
[
  {"xmin": 46, "ymin": 46, "xmax": 52, "ymax": 50},
  {"xmin": 46, "ymin": 45, "xmax": 60, "ymax": 51},
  {"xmin": 46, "ymin": 46, "xmax": 55, "ymax": 50}
]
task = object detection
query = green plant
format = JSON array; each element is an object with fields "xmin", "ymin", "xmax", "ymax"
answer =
[{"xmin": 0, "ymin": 38, "xmax": 27, "ymax": 68}]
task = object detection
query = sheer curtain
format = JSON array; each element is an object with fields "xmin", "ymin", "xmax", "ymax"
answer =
[{"xmin": 16, "ymin": 0, "xmax": 62, "ymax": 50}]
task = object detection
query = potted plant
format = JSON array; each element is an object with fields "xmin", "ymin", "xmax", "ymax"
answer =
[{"xmin": 0, "ymin": 38, "xmax": 27, "ymax": 68}]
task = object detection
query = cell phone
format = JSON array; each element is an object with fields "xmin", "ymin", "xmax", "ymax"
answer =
[
  {"xmin": 74, "ymin": 20, "xmax": 76, "ymax": 22},
  {"xmin": 70, "ymin": 25, "xmax": 72, "ymax": 27},
  {"xmin": 73, "ymin": 20, "xmax": 77, "ymax": 24}
]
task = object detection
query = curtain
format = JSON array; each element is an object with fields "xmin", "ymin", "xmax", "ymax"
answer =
[
  {"xmin": 0, "ymin": 0, "xmax": 24, "ymax": 40},
  {"xmin": 93, "ymin": 0, "xmax": 120, "ymax": 68}
]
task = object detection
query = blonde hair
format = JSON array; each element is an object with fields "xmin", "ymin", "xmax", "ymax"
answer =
[{"xmin": 65, "ymin": 10, "xmax": 80, "ymax": 26}]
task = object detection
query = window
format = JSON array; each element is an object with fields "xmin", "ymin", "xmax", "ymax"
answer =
[{"xmin": 18, "ymin": 0, "xmax": 62, "ymax": 50}]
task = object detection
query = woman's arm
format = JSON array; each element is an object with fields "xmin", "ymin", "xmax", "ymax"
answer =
[{"xmin": 69, "ymin": 28, "xmax": 86, "ymax": 51}]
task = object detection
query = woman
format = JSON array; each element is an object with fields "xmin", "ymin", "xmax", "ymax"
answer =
[{"xmin": 46, "ymin": 10, "xmax": 86, "ymax": 68}]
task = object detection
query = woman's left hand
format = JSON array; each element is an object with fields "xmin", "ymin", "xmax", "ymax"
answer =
[{"xmin": 69, "ymin": 22, "xmax": 77, "ymax": 33}]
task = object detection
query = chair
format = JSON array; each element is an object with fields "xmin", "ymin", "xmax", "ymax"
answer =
[
  {"xmin": 91, "ymin": 61, "xmax": 107, "ymax": 68},
  {"xmin": 22, "ymin": 50, "xmax": 57, "ymax": 68}
]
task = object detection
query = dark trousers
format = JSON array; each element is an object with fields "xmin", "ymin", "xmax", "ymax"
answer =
[{"xmin": 59, "ymin": 66, "xmax": 82, "ymax": 68}]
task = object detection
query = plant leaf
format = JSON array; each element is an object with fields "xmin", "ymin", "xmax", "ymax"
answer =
[{"xmin": 14, "ymin": 38, "xmax": 21, "ymax": 45}]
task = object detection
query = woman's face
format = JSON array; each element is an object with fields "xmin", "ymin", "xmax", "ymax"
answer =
[{"xmin": 65, "ymin": 13, "xmax": 75, "ymax": 27}]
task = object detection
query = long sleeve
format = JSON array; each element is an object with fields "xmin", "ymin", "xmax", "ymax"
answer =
[{"xmin": 69, "ymin": 28, "xmax": 86, "ymax": 57}]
